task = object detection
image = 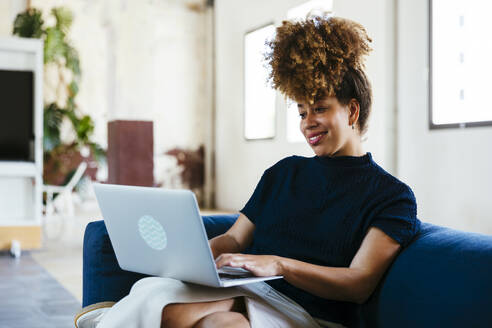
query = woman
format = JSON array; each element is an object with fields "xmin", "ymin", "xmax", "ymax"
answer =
[
  {"xmin": 92, "ymin": 15, "xmax": 420, "ymax": 328},
  {"xmin": 160, "ymin": 15, "xmax": 420, "ymax": 328}
]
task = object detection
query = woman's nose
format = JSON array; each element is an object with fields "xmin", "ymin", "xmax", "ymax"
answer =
[{"xmin": 304, "ymin": 111, "xmax": 318, "ymax": 127}]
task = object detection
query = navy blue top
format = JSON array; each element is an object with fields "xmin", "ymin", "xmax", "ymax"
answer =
[{"xmin": 239, "ymin": 152, "xmax": 421, "ymax": 326}]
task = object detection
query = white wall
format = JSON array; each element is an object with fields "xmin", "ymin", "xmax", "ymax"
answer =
[
  {"xmin": 397, "ymin": 0, "xmax": 492, "ymax": 233},
  {"xmin": 332, "ymin": 0, "xmax": 397, "ymax": 174},
  {"xmin": 0, "ymin": 1, "xmax": 27, "ymax": 37},
  {"xmin": 215, "ymin": 0, "xmax": 397, "ymax": 212}
]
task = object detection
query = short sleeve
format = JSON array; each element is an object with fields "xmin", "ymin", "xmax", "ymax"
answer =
[
  {"xmin": 369, "ymin": 185, "xmax": 421, "ymax": 248},
  {"xmin": 239, "ymin": 168, "xmax": 273, "ymax": 224}
]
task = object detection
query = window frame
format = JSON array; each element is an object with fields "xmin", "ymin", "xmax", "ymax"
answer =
[{"xmin": 428, "ymin": 0, "xmax": 492, "ymax": 130}]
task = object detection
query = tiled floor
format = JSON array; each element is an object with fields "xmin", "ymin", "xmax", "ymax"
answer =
[{"xmin": 0, "ymin": 251, "xmax": 81, "ymax": 328}]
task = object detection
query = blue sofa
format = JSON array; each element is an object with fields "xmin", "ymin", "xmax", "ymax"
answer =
[{"xmin": 83, "ymin": 214, "xmax": 492, "ymax": 327}]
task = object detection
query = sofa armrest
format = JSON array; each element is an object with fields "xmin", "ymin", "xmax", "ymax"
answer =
[{"xmin": 82, "ymin": 214, "xmax": 238, "ymax": 307}]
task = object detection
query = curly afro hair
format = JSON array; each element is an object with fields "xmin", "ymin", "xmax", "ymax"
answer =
[{"xmin": 265, "ymin": 15, "xmax": 372, "ymax": 103}]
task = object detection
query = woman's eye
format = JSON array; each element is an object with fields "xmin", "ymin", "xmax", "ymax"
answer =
[{"xmin": 299, "ymin": 108, "xmax": 326, "ymax": 119}]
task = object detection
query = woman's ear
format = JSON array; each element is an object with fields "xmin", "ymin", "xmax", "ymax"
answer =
[{"xmin": 348, "ymin": 99, "xmax": 360, "ymax": 126}]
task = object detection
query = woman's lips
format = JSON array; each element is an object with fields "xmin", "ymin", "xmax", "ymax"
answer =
[{"xmin": 308, "ymin": 132, "xmax": 326, "ymax": 145}]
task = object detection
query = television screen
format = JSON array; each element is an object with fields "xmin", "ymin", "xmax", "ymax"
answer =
[{"xmin": 0, "ymin": 69, "xmax": 34, "ymax": 161}]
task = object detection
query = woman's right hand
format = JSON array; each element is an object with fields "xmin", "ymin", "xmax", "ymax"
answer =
[{"xmin": 208, "ymin": 213, "xmax": 256, "ymax": 259}]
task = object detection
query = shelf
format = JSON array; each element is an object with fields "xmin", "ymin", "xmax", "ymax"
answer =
[{"xmin": 0, "ymin": 161, "xmax": 38, "ymax": 177}]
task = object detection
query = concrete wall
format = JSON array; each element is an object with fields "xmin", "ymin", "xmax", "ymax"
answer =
[
  {"xmin": 215, "ymin": 0, "xmax": 397, "ymax": 212},
  {"xmin": 397, "ymin": 0, "xmax": 492, "ymax": 233}
]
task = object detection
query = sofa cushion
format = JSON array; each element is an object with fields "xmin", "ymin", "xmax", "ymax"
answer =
[
  {"xmin": 359, "ymin": 222, "xmax": 492, "ymax": 328},
  {"xmin": 202, "ymin": 214, "xmax": 239, "ymax": 239}
]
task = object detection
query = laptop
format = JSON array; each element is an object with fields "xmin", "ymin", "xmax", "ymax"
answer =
[{"xmin": 92, "ymin": 183, "xmax": 283, "ymax": 287}]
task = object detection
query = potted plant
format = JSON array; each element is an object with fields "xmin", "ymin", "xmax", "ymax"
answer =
[{"xmin": 13, "ymin": 7, "xmax": 105, "ymax": 186}]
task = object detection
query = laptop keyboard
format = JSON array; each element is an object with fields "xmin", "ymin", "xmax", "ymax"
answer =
[{"xmin": 218, "ymin": 266, "xmax": 254, "ymax": 280}]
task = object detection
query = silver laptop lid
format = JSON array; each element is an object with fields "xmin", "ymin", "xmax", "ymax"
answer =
[{"xmin": 93, "ymin": 183, "xmax": 221, "ymax": 287}]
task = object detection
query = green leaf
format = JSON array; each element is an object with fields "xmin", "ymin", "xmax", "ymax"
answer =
[
  {"xmin": 43, "ymin": 127, "xmax": 60, "ymax": 151},
  {"xmin": 64, "ymin": 44, "xmax": 81, "ymax": 77},
  {"xmin": 75, "ymin": 115, "xmax": 95, "ymax": 143},
  {"xmin": 44, "ymin": 27, "xmax": 66, "ymax": 63},
  {"xmin": 44, "ymin": 103, "xmax": 64, "ymax": 130},
  {"xmin": 88, "ymin": 142, "xmax": 107, "ymax": 163},
  {"xmin": 68, "ymin": 81, "xmax": 79, "ymax": 96},
  {"xmin": 66, "ymin": 96, "xmax": 76, "ymax": 112},
  {"xmin": 43, "ymin": 103, "xmax": 64, "ymax": 151},
  {"xmin": 12, "ymin": 8, "xmax": 44, "ymax": 38},
  {"xmin": 52, "ymin": 7, "xmax": 73, "ymax": 34}
]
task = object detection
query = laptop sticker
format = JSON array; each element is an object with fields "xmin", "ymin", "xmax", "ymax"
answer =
[{"xmin": 138, "ymin": 215, "xmax": 168, "ymax": 250}]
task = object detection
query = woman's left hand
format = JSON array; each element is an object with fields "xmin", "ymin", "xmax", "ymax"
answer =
[{"xmin": 215, "ymin": 253, "xmax": 283, "ymax": 277}]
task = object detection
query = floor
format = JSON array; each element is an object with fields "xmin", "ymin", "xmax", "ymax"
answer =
[
  {"xmin": 1, "ymin": 193, "xmax": 235, "ymax": 326},
  {"xmin": 30, "ymin": 199, "xmax": 102, "ymax": 303},
  {"xmin": 0, "ymin": 251, "xmax": 81, "ymax": 328}
]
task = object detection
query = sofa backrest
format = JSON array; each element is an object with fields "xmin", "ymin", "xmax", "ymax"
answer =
[{"xmin": 359, "ymin": 222, "xmax": 492, "ymax": 328}]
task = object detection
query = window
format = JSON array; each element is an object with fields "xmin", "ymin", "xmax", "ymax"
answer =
[
  {"xmin": 244, "ymin": 24, "xmax": 276, "ymax": 140},
  {"xmin": 286, "ymin": 0, "xmax": 334, "ymax": 142},
  {"xmin": 430, "ymin": 0, "xmax": 492, "ymax": 129}
]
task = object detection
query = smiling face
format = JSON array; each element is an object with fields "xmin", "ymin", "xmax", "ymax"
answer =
[{"xmin": 298, "ymin": 96, "xmax": 363, "ymax": 157}]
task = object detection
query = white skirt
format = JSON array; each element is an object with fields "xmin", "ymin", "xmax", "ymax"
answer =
[{"xmin": 96, "ymin": 277, "xmax": 347, "ymax": 328}]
